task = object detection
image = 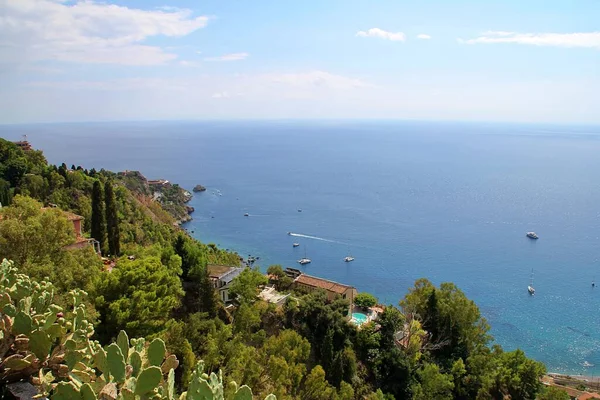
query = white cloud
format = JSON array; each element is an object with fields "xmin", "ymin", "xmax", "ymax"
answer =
[
  {"xmin": 268, "ymin": 70, "xmax": 371, "ymax": 90},
  {"xmin": 212, "ymin": 91, "xmax": 229, "ymax": 98},
  {"xmin": 417, "ymin": 34, "xmax": 431, "ymax": 40},
  {"xmin": 25, "ymin": 70, "xmax": 371, "ymax": 94},
  {"xmin": 179, "ymin": 60, "xmax": 201, "ymax": 67},
  {"xmin": 204, "ymin": 52, "xmax": 249, "ymax": 62},
  {"xmin": 356, "ymin": 28, "xmax": 405, "ymax": 42},
  {"xmin": 0, "ymin": 0, "xmax": 210, "ymax": 66},
  {"xmin": 461, "ymin": 31, "xmax": 600, "ymax": 48}
]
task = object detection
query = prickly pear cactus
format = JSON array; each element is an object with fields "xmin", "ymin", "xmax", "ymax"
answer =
[
  {"xmin": 0, "ymin": 259, "xmax": 96, "ymax": 387},
  {"xmin": 1, "ymin": 259, "xmax": 276, "ymax": 400}
]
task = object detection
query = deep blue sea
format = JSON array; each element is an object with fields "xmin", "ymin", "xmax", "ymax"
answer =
[{"xmin": 2, "ymin": 120, "xmax": 600, "ymax": 375}]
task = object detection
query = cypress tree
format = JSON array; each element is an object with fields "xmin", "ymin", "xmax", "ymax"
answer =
[
  {"xmin": 197, "ymin": 259, "xmax": 217, "ymax": 317},
  {"xmin": 91, "ymin": 180, "xmax": 107, "ymax": 255},
  {"xmin": 104, "ymin": 180, "xmax": 120, "ymax": 256},
  {"xmin": 0, "ymin": 179, "xmax": 12, "ymax": 206}
]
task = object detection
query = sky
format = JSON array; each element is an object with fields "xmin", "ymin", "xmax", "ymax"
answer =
[{"xmin": 0, "ymin": 0, "xmax": 599, "ymax": 124}]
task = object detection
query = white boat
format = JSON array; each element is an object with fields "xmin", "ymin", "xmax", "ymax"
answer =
[
  {"xmin": 293, "ymin": 243, "xmax": 300, "ymax": 247},
  {"xmin": 526, "ymin": 232, "xmax": 539, "ymax": 239},
  {"xmin": 244, "ymin": 213, "xmax": 249, "ymax": 217},
  {"xmin": 344, "ymin": 256, "xmax": 355, "ymax": 262},
  {"xmin": 528, "ymin": 269, "xmax": 535, "ymax": 295},
  {"xmin": 297, "ymin": 247, "xmax": 311, "ymax": 264}
]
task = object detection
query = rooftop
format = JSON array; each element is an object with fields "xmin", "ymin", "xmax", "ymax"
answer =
[
  {"xmin": 258, "ymin": 286, "xmax": 290, "ymax": 304},
  {"xmin": 295, "ymin": 274, "xmax": 355, "ymax": 294},
  {"xmin": 207, "ymin": 264, "xmax": 244, "ymax": 284}
]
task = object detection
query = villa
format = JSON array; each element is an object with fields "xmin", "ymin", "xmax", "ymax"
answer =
[
  {"xmin": 207, "ymin": 264, "xmax": 245, "ymax": 303},
  {"xmin": 284, "ymin": 267, "xmax": 357, "ymax": 306}
]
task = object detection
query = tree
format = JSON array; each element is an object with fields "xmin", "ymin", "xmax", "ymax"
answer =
[
  {"xmin": 162, "ymin": 321, "xmax": 196, "ymax": 390},
  {"xmin": 412, "ymin": 363, "xmax": 454, "ymax": 400},
  {"xmin": 91, "ymin": 180, "xmax": 107, "ymax": 254},
  {"xmin": 267, "ymin": 264, "xmax": 293, "ymax": 290},
  {"xmin": 354, "ymin": 292, "xmax": 378, "ymax": 308},
  {"xmin": 400, "ymin": 279, "xmax": 491, "ymax": 367},
  {"xmin": 0, "ymin": 195, "xmax": 101, "ymax": 295},
  {"xmin": 93, "ymin": 256, "xmax": 184, "ymax": 340},
  {"xmin": 538, "ymin": 386, "xmax": 571, "ymax": 400},
  {"xmin": 258, "ymin": 329, "xmax": 311, "ymax": 398},
  {"xmin": 183, "ymin": 259, "xmax": 218, "ymax": 317},
  {"xmin": 486, "ymin": 348, "xmax": 546, "ymax": 400},
  {"xmin": 299, "ymin": 365, "xmax": 338, "ymax": 400},
  {"xmin": 0, "ymin": 195, "xmax": 73, "ymax": 265},
  {"xmin": 104, "ymin": 180, "xmax": 121, "ymax": 256},
  {"xmin": 229, "ymin": 267, "xmax": 267, "ymax": 304},
  {"xmin": 376, "ymin": 346, "xmax": 412, "ymax": 398},
  {"xmin": 173, "ymin": 233, "xmax": 201, "ymax": 280},
  {"xmin": 0, "ymin": 178, "xmax": 12, "ymax": 206}
]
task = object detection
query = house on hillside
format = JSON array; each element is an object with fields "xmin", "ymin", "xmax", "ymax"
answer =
[
  {"xmin": 284, "ymin": 268, "xmax": 357, "ymax": 310},
  {"xmin": 13, "ymin": 138, "xmax": 32, "ymax": 151},
  {"xmin": 207, "ymin": 264, "xmax": 244, "ymax": 303},
  {"xmin": 42, "ymin": 208, "xmax": 101, "ymax": 254},
  {"xmin": 148, "ymin": 179, "xmax": 170, "ymax": 187}
]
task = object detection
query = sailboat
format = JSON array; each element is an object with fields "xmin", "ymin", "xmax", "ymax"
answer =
[
  {"xmin": 297, "ymin": 246, "xmax": 311, "ymax": 265},
  {"xmin": 528, "ymin": 269, "xmax": 535, "ymax": 295}
]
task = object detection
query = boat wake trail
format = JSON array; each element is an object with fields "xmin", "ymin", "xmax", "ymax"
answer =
[{"xmin": 288, "ymin": 232, "xmax": 342, "ymax": 244}]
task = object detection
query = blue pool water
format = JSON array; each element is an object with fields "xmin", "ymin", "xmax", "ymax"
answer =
[
  {"xmin": 352, "ymin": 312, "xmax": 369, "ymax": 325},
  {"xmin": 3, "ymin": 120, "xmax": 600, "ymax": 375}
]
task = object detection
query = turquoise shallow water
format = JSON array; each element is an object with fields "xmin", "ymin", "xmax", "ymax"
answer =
[{"xmin": 3, "ymin": 120, "xmax": 600, "ymax": 375}]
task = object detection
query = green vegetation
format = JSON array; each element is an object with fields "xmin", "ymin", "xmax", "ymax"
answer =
[
  {"xmin": 0, "ymin": 259, "xmax": 272, "ymax": 400},
  {"xmin": 0, "ymin": 138, "xmax": 555, "ymax": 399},
  {"xmin": 354, "ymin": 292, "xmax": 378, "ymax": 308},
  {"xmin": 538, "ymin": 386, "xmax": 571, "ymax": 400}
]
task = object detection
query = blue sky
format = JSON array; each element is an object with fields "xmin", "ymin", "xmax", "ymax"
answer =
[{"xmin": 1, "ymin": 0, "xmax": 599, "ymax": 123}]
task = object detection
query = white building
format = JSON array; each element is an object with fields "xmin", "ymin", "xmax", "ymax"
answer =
[{"xmin": 207, "ymin": 265, "xmax": 244, "ymax": 303}]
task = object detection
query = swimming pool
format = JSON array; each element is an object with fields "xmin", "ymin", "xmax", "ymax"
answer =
[{"xmin": 351, "ymin": 312, "xmax": 368, "ymax": 325}]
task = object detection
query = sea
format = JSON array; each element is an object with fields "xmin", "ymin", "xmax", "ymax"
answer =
[{"xmin": 2, "ymin": 120, "xmax": 600, "ymax": 376}]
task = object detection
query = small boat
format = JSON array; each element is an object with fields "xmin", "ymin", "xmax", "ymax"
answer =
[
  {"xmin": 526, "ymin": 232, "xmax": 539, "ymax": 239},
  {"xmin": 293, "ymin": 243, "xmax": 300, "ymax": 247},
  {"xmin": 244, "ymin": 213, "xmax": 249, "ymax": 217},
  {"xmin": 528, "ymin": 269, "xmax": 535, "ymax": 295},
  {"xmin": 298, "ymin": 209, "xmax": 302, "ymax": 212},
  {"xmin": 287, "ymin": 232, "xmax": 292, "ymax": 235},
  {"xmin": 344, "ymin": 256, "xmax": 355, "ymax": 262}
]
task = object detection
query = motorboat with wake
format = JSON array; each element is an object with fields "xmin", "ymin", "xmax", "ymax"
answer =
[{"xmin": 528, "ymin": 269, "xmax": 535, "ymax": 295}]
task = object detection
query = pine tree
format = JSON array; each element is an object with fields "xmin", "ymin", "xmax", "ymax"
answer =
[
  {"xmin": 91, "ymin": 180, "xmax": 107, "ymax": 255},
  {"xmin": 104, "ymin": 180, "xmax": 120, "ymax": 256}
]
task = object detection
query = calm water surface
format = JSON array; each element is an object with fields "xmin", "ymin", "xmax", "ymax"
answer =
[{"xmin": 2, "ymin": 120, "xmax": 600, "ymax": 375}]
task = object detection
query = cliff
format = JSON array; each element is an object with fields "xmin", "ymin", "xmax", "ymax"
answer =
[{"xmin": 117, "ymin": 170, "xmax": 193, "ymax": 224}]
